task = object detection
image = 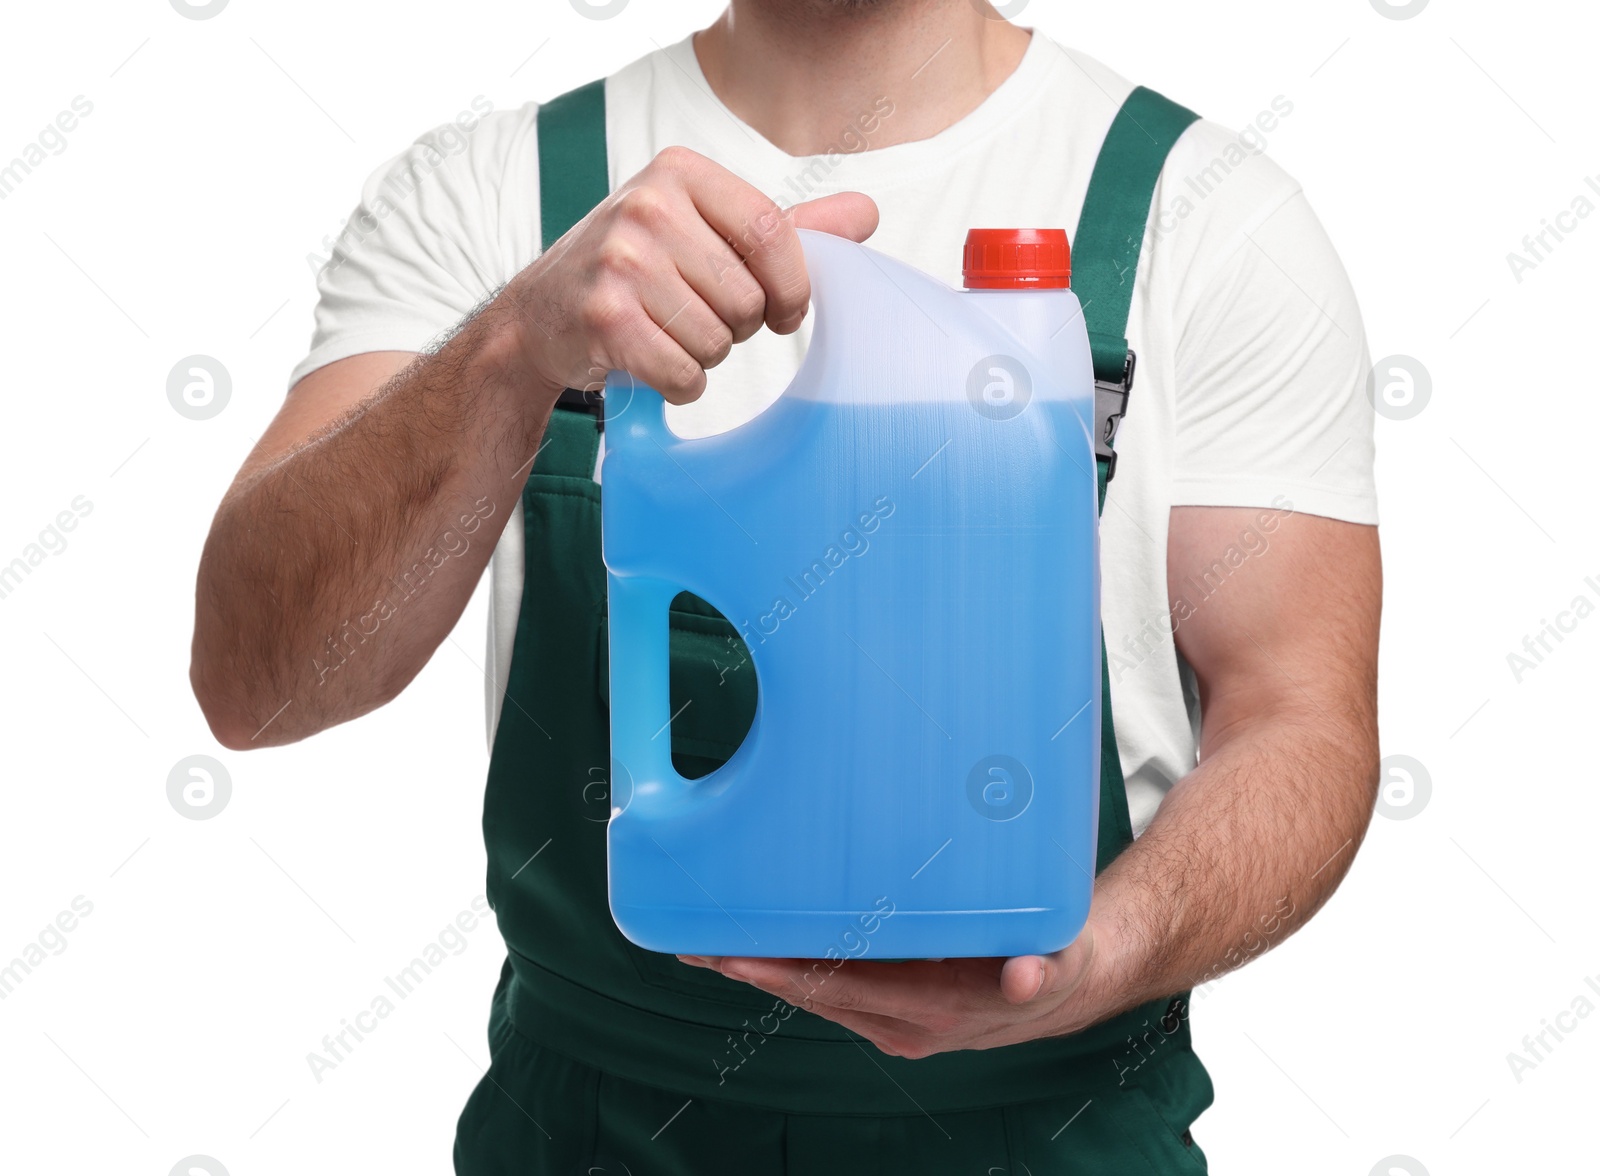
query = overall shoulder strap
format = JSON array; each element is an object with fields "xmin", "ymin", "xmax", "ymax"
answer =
[
  {"xmin": 538, "ymin": 78, "xmax": 609, "ymax": 253},
  {"xmin": 1072, "ymin": 85, "xmax": 1199, "ymax": 503},
  {"xmin": 533, "ymin": 79, "xmax": 610, "ymax": 470},
  {"xmin": 1075, "ymin": 85, "xmax": 1198, "ymax": 873}
]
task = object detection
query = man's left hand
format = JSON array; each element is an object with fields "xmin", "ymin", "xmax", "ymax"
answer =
[{"xmin": 678, "ymin": 922, "xmax": 1103, "ymax": 1059}]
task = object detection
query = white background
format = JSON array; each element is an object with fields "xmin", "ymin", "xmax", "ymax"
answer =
[{"xmin": 0, "ymin": 0, "xmax": 1595, "ymax": 1173}]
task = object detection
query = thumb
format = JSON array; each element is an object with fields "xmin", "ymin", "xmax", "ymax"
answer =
[
  {"xmin": 1000, "ymin": 926, "xmax": 1097, "ymax": 1005},
  {"xmin": 1000, "ymin": 955, "xmax": 1051, "ymax": 1004},
  {"xmin": 789, "ymin": 191, "xmax": 879, "ymax": 243}
]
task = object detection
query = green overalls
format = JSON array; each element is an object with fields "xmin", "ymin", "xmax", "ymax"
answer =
[{"xmin": 454, "ymin": 80, "xmax": 1214, "ymax": 1175}]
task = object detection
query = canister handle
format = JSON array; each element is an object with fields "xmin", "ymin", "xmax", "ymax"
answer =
[{"xmin": 604, "ymin": 571, "xmax": 689, "ymax": 813}]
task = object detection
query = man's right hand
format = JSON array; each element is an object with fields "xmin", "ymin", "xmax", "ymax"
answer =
[
  {"xmin": 505, "ymin": 146, "xmax": 878, "ymax": 405},
  {"xmin": 190, "ymin": 146, "xmax": 875, "ymax": 749}
]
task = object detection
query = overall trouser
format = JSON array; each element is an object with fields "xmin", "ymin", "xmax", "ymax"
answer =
[{"xmin": 455, "ymin": 80, "xmax": 1214, "ymax": 1175}]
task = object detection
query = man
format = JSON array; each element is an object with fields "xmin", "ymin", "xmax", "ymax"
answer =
[{"xmin": 191, "ymin": 0, "xmax": 1380, "ymax": 1170}]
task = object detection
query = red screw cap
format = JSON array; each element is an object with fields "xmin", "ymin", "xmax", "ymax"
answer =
[{"xmin": 962, "ymin": 228, "xmax": 1071, "ymax": 289}]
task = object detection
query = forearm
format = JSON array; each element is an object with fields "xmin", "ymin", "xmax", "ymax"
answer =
[
  {"xmin": 684, "ymin": 517, "xmax": 1381, "ymax": 1059},
  {"xmin": 191, "ymin": 153, "xmax": 878, "ymax": 751},
  {"xmin": 1076, "ymin": 702, "xmax": 1379, "ymax": 1024},
  {"xmin": 191, "ymin": 300, "xmax": 556, "ymax": 748}
]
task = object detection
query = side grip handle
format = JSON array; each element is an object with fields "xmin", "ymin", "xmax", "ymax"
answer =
[
  {"xmin": 603, "ymin": 369, "xmax": 676, "ymax": 453},
  {"xmin": 606, "ymin": 572, "xmax": 687, "ymax": 809}
]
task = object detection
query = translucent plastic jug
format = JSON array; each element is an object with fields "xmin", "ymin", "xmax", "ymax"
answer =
[{"xmin": 602, "ymin": 227, "xmax": 1100, "ymax": 960}]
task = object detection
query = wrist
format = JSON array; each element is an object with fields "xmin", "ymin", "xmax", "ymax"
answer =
[
  {"xmin": 495, "ymin": 273, "xmax": 570, "ymax": 403},
  {"xmin": 1059, "ymin": 901, "xmax": 1150, "ymax": 1032},
  {"xmin": 472, "ymin": 292, "xmax": 567, "ymax": 439}
]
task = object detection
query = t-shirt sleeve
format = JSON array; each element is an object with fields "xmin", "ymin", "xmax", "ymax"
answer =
[
  {"xmin": 287, "ymin": 105, "xmax": 535, "ymax": 390},
  {"xmin": 1168, "ymin": 184, "xmax": 1378, "ymax": 525}
]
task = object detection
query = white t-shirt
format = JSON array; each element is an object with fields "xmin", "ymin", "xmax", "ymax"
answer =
[{"xmin": 289, "ymin": 30, "xmax": 1377, "ymax": 836}]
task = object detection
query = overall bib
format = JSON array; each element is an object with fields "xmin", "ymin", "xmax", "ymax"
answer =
[{"xmin": 455, "ymin": 80, "xmax": 1214, "ymax": 1175}]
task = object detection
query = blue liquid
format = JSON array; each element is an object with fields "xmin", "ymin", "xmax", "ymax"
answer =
[{"xmin": 603, "ymin": 391, "xmax": 1101, "ymax": 959}]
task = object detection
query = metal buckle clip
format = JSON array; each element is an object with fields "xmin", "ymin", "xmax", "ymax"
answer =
[
  {"xmin": 1094, "ymin": 348, "xmax": 1136, "ymax": 481},
  {"xmin": 556, "ymin": 385, "xmax": 605, "ymax": 430}
]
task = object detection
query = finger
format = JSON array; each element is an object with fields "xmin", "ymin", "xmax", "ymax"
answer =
[
  {"xmin": 1000, "ymin": 956, "xmax": 1049, "ymax": 1004},
  {"xmin": 674, "ymin": 221, "xmax": 769, "ymax": 346},
  {"xmin": 683, "ymin": 192, "xmax": 876, "ymax": 339},
  {"xmin": 793, "ymin": 1006, "xmax": 944, "ymax": 1059},
  {"xmin": 716, "ymin": 956, "xmax": 984, "ymax": 1024},
  {"xmin": 673, "ymin": 155, "xmax": 812, "ymax": 334},
  {"xmin": 704, "ymin": 960, "xmax": 949, "ymax": 1056},
  {"xmin": 1001, "ymin": 926, "xmax": 1097, "ymax": 1006},
  {"xmin": 789, "ymin": 191, "xmax": 880, "ymax": 243},
  {"xmin": 596, "ymin": 295, "xmax": 707, "ymax": 405},
  {"xmin": 637, "ymin": 270, "xmax": 734, "ymax": 373},
  {"xmin": 607, "ymin": 176, "xmax": 768, "ymax": 345}
]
